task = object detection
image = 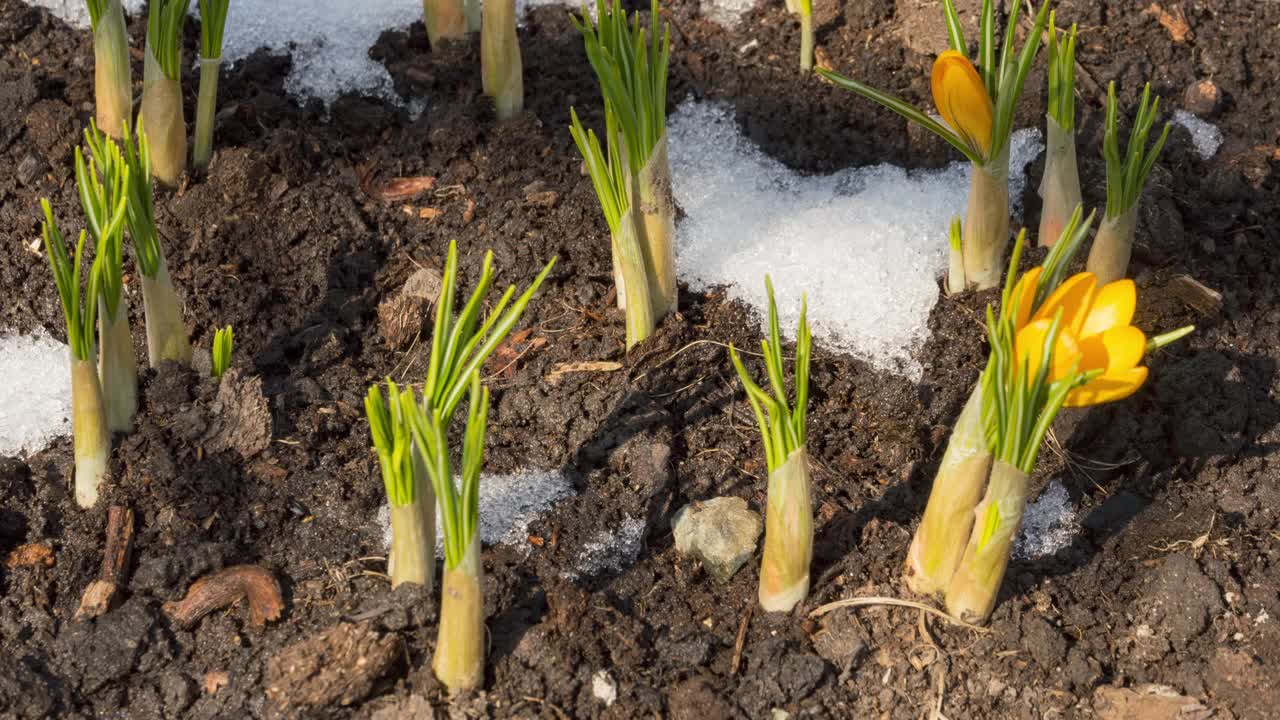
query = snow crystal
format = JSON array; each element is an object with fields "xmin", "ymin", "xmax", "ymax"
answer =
[
  {"xmin": 563, "ymin": 516, "xmax": 646, "ymax": 580},
  {"xmin": 0, "ymin": 331, "xmax": 72, "ymax": 458},
  {"xmin": 380, "ymin": 468, "xmax": 574, "ymax": 551},
  {"xmin": 668, "ymin": 99, "xmax": 1042, "ymax": 378},
  {"xmin": 1171, "ymin": 110, "xmax": 1223, "ymax": 160},
  {"xmin": 1014, "ymin": 479, "xmax": 1077, "ymax": 560}
]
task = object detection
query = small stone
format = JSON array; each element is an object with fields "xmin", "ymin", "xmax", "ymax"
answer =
[
  {"xmin": 16, "ymin": 153, "xmax": 44, "ymax": 187},
  {"xmin": 671, "ymin": 497, "xmax": 762, "ymax": 582},
  {"xmin": 522, "ymin": 180, "xmax": 559, "ymax": 208},
  {"xmin": 377, "ymin": 268, "xmax": 441, "ymax": 349},
  {"xmin": 1183, "ymin": 79, "xmax": 1221, "ymax": 117},
  {"xmin": 592, "ymin": 670, "xmax": 617, "ymax": 707}
]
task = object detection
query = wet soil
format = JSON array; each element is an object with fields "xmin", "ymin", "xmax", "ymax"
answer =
[{"xmin": 1, "ymin": 0, "xmax": 1278, "ymax": 717}]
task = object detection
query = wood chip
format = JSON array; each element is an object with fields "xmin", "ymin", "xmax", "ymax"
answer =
[
  {"xmin": 546, "ymin": 360, "xmax": 624, "ymax": 385},
  {"xmin": 375, "ymin": 175, "xmax": 437, "ymax": 202},
  {"xmin": 5, "ymin": 543, "xmax": 54, "ymax": 569},
  {"xmin": 1145, "ymin": 3, "xmax": 1192, "ymax": 42},
  {"xmin": 74, "ymin": 506, "xmax": 135, "ymax": 620},
  {"xmin": 1168, "ymin": 274, "xmax": 1223, "ymax": 316},
  {"xmin": 203, "ymin": 671, "xmax": 231, "ymax": 695}
]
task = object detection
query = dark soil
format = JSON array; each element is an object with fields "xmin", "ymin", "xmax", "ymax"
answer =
[{"xmin": 2, "ymin": 0, "xmax": 1278, "ymax": 717}]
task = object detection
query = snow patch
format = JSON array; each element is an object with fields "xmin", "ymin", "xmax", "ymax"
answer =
[
  {"xmin": 0, "ymin": 331, "xmax": 73, "ymax": 458},
  {"xmin": 1015, "ymin": 479, "xmax": 1077, "ymax": 560},
  {"xmin": 668, "ymin": 99, "xmax": 1042, "ymax": 378},
  {"xmin": 379, "ymin": 468, "xmax": 574, "ymax": 552},
  {"xmin": 1171, "ymin": 110, "xmax": 1223, "ymax": 160},
  {"xmin": 563, "ymin": 516, "xmax": 646, "ymax": 580}
]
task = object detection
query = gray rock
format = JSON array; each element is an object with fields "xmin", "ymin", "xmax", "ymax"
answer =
[{"xmin": 672, "ymin": 497, "xmax": 761, "ymax": 582}]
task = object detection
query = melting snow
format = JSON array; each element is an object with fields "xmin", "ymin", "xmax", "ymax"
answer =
[
  {"xmin": 1171, "ymin": 110, "xmax": 1223, "ymax": 160},
  {"xmin": 1015, "ymin": 479, "xmax": 1077, "ymax": 560},
  {"xmin": 668, "ymin": 99, "xmax": 1042, "ymax": 378},
  {"xmin": 563, "ymin": 516, "xmax": 647, "ymax": 580},
  {"xmin": 0, "ymin": 331, "xmax": 72, "ymax": 458}
]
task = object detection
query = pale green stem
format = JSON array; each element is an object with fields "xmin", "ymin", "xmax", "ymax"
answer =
[
  {"xmin": 1038, "ymin": 116, "xmax": 1081, "ymax": 248},
  {"xmin": 141, "ymin": 256, "xmax": 193, "ymax": 366},
  {"xmin": 962, "ymin": 149, "xmax": 1011, "ymax": 291},
  {"xmin": 98, "ymin": 293, "xmax": 138, "ymax": 434},
  {"xmin": 193, "ymin": 57, "xmax": 222, "ymax": 169},
  {"xmin": 632, "ymin": 133, "xmax": 678, "ymax": 321},
  {"xmin": 481, "ymin": 0, "xmax": 523, "ymax": 121},
  {"xmin": 616, "ymin": 208, "xmax": 656, "ymax": 349},
  {"xmin": 434, "ymin": 533, "xmax": 484, "ymax": 692},
  {"xmin": 72, "ymin": 355, "xmax": 110, "ymax": 508},
  {"xmin": 799, "ymin": 10, "xmax": 813, "ymax": 72},
  {"xmin": 904, "ymin": 384, "xmax": 991, "ymax": 598},
  {"xmin": 140, "ymin": 44, "xmax": 187, "ymax": 187},
  {"xmin": 388, "ymin": 488, "xmax": 435, "ymax": 590},
  {"xmin": 944, "ymin": 460, "xmax": 1029, "ymax": 625},
  {"xmin": 424, "ymin": 0, "xmax": 467, "ymax": 46},
  {"xmin": 759, "ymin": 447, "xmax": 813, "ymax": 613},
  {"xmin": 1085, "ymin": 207, "xmax": 1139, "ymax": 286},
  {"xmin": 93, "ymin": 0, "xmax": 132, "ymax": 140}
]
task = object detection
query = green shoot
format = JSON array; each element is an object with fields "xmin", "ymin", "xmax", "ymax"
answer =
[
  {"xmin": 422, "ymin": 240, "xmax": 556, "ymax": 421},
  {"xmin": 74, "ymin": 136, "xmax": 130, "ymax": 322},
  {"xmin": 102, "ymin": 121, "xmax": 163, "ymax": 278},
  {"xmin": 1103, "ymin": 82, "xmax": 1171, "ymax": 218},
  {"xmin": 1046, "ymin": 12, "xmax": 1077, "ymax": 130},
  {"xmin": 366, "ymin": 380, "xmax": 417, "ymax": 507},
  {"xmin": 212, "ymin": 326, "xmax": 234, "ymax": 378},
  {"xmin": 728, "ymin": 276, "xmax": 811, "ymax": 472},
  {"xmin": 798, "ymin": 0, "xmax": 813, "ymax": 71},
  {"xmin": 146, "ymin": 0, "xmax": 191, "ymax": 80},
  {"xmin": 41, "ymin": 203, "xmax": 102, "ymax": 363},
  {"xmin": 194, "ymin": 0, "xmax": 232, "ymax": 168}
]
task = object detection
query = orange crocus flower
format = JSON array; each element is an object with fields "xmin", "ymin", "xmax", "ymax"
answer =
[
  {"xmin": 1013, "ymin": 272, "xmax": 1148, "ymax": 407},
  {"xmin": 931, "ymin": 51, "xmax": 994, "ymax": 160}
]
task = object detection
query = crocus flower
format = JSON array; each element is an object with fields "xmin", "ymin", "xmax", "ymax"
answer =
[
  {"xmin": 931, "ymin": 50, "xmax": 994, "ymax": 160},
  {"xmin": 1014, "ymin": 272, "xmax": 1148, "ymax": 406}
]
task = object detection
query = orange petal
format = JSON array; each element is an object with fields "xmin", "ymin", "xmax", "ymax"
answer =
[
  {"xmin": 1078, "ymin": 325, "xmax": 1147, "ymax": 373},
  {"xmin": 1080, "ymin": 279, "xmax": 1137, "ymax": 338},
  {"xmin": 1032, "ymin": 272, "xmax": 1097, "ymax": 336},
  {"xmin": 1065, "ymin": 367, "xmax": 1149, "ymax": 407},
  {"xmin": 1016, "ymin": 318, "xmax": 1080, "ymax": 382},
  {"xmin": 1010, "ymin": 266, "xmax": 1042, "ymax": 330},
  {"xmin": 931, "ymin": 51, "xmax": 994, "ymax": 159}
]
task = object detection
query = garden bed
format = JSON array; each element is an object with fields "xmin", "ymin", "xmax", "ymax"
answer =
[{"xmin": 1, "ymin": 0, "xmax": 1278, "ymax": 717}]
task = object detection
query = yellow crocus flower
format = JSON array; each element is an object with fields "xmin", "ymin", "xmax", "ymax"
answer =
[
  {"xmin": 931, "ymin": 51, "xmax": 994, "ymax": 160},
  {"xmin": 1014, "ymin": 272, "xmax": 1149, "ymax": 406}
]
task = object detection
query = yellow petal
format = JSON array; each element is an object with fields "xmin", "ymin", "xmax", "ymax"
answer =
[
  {"xmin": 931, "ymin": 51, "xmax": 994, "ymax": 159},
  {"xmin": 1065, "ymin": 367, "xmax": 1149, "ymax": 407},
  {"xmin": 1015, "ymin": 318, "xmax": 1080, "ymax": 382},
  {"xmin": 1032, "ymin": 272, "xmax": 1097, "ymax": 336},
  {"xmin": 1010, "ymin": 266, "xmax": 1042, "ymax": 331},
  {"xmin": 1078, "ymin": 325, "xmax": 1147, "ymax": 373},
  {"xmin": 1080, "ymin": 279, "xmax": 1137, "ymax": 338}
]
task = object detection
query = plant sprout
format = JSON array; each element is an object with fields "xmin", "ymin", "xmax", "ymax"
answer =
[
  {"xmin": 40, "ymin": 201, "xmax": 110, "ymax": 508},
  {"xmin": 366, "ymin": 380, "xmax": 434, "ymax": 589},
  {"xmin": 84, "ymin": 0, "xmax": 132, "ymax": 139},
  {"xmin": 194, "ymin": 0, "xmax": 231, "ymax": 169},
  {"xmin": 905, "ymin": 207, "xmax": 1092, "ymax": 599},
  {"xmin": 424, "ymin": 0, "xmax": 466, "ymax": 47},
  {"xmin": 818, "ymin": 0, "xmax": 1050, "ymax": 291},
  {"xmin": 481, "ymin": 0, "xmax": 523, "ymax": 120},
  {"xmin": 1038, "ymin": 13, "xmax": 1080, "ymax": 247},
  {"xmin": 571, "ymin": 0, "xmax": 675, "ymax": 347},
  {"xmin": 109, "ymin": 121, "xmax": 193, "ymax": 366},
  {"xmin": 1086, "ymin": 82, "xmax": 1171, "ymax": 285},
  {"xmin": 76, "ymin": 127, "xmax": 136, "ymax": 434},
  {"xmin": 140, "ymin": 0, "xmax": 191, "ymax": 187},
  {"xmin": 401, "ymin": 375, "xmax": 489, "ymax": 692},
  {"xmin": 729, "ymin": 277, "xmax": 812, "ymax": 613},
  {"xmin": 211, "ymin": 325, "xmax": 234, "ymax": 378},
  {"xmin": 797, "ymin": 0, "xmax": 813, "ymax": 72}
]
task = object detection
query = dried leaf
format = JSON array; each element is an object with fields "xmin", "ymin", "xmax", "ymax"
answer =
[
  {"xmin": 375, "ymin": 175, "xmax": 437, "ymax": 202},
  {"xmin": 546, "ymin": 361, "xmax": 624, "ymax": 385}
]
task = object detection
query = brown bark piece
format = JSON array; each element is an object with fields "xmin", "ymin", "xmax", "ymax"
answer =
[
  {"xmin": 163, "ymin": 564, "xmax": 284, "ymax": 629},
  {"xmin": 265, "ymin": 622, "xmax": 401, "ymax": 709},
  {"xmin": 4, "ymin": 543, "xmax": 54, "ymax": 568},
  {"xmin": 74, "ymin": 506, "xmax": 135, "ymax": 621}
]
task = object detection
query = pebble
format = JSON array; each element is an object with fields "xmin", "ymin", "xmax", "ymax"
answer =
[
  {"xmin": 592, "ymin": 670, "xmax": 617, "ymax": 707},
  {"xmin": 671, "ymin": 497, "xmax": 762, "ymax": 582},
  {"xmin": 1183, "ymin": 79, "xmax": 1221, "ymax": 117}
]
